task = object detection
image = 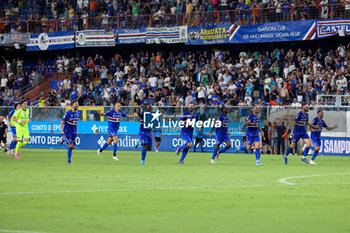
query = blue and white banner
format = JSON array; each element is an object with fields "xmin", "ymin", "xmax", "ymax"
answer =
[
  {"xmin": 186, "ymin": 24, "xmax": 236, "ymax": 45},
  {"xmin": 27, "ymin": 31, "xmax": 75, "ymax": 51},
  {"xmin": 76, "ymin": 30, "xmax": 115, "ymax": 47},
  {"xmin": 117, "ymin": 28, "xmax": 146, "ymax": 44},
  {"xmin": 146, "ymin": 26, "xmax": 187, "ymax": 44},
  {"xmin": 319, "ymin": 137, "xmax": 350, "ymax": 156},
  {"xmin": 26, "ymin": 133, "xmax": 243, "ymax": 152},
  {"xmin": 229, "ymin": 20, "xmax": 316, "ymax": 44},
  {"xmin": 29, "ymin": 121, "xmax": 54, "ymax": 133},
  {"xmin": 317, "ymin": 19, "xmax": 350, "ymax": 39}
]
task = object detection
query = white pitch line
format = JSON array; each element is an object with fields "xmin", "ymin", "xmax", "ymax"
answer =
[
  {"xmin": 0, "ymin": 229, "xmax": 48, "ymax": 233},
  {"xmin": 1, "ymin": 182, "xmax": 350, "ymax": 196},
  {"xmin": 278, "ymin": 173, "xmax": 350, "ymax": 185}
]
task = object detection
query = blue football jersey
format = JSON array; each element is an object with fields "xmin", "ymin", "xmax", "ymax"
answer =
[
  {"xmin": 180, "ymin": 110, "xmax": 199, "ymax": 136},
  {"xmin": 62, "ymin": 110, "xmax": 80, "ymax": 133},
  {"xmin": 140, "ymin": 112, "xmax": 152, "ymax": 134},
  {"xmin": 7, "ymin": 109, "xmax": 15, "ymax": 124},
  {"xmin": 215, "ymin": 113, "xmax": 229, "ymax": 134},
  {"xmin": 106, "ymin": 109, "xmax": 127, "ymax": 131},
  {"xmin": 294, "ymin": 111, "xmax": 309, "ymax": 134},
  {"xmin": 246, "ymin": 113, "xmax": 260, "ymax": 133},
  {"xmin": 310, "ymin": 117, "xmax": 328, "ymax": 140}
]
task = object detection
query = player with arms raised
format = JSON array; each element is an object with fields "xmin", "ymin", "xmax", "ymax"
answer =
[
  {"xmin": 283, "ymin": 103, "xmax": 318, "ymax": 165},
  {"xmin": 97, "ymin": 102, "xmax": 138, "ymax": 161},
  {"xmin": 138, "ymin": 104, "xmax": 153, "ymax": 165},
  {"xmin": 309, "ymin": 110, "xmax": 337, "ymax": 164},
  {"xmin": 6, "ymin": 103, "xmax": 20, "ymax": 157},
  {"xmin": 209, "ymin": 106, "xmax": 231, "ymax": 164},
  {"xmin": 60, "ymin": 101, "xmax": 80, "ymax": 164},
  {"xmin": 12, "ymin": 101, "xmax": 30, "ymax": 159},
  {"xmin": 240, "ymin": 105, "xmax": 265, "ymax": 166},
  {"xmin": 176, "ymin": 103, "xmax": 199, "ymax": 164}
]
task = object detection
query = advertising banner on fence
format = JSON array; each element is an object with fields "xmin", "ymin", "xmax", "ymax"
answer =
[
  {"xmin": 76, "ymin": 30, "xmax": 115, "ymax": 47},
  {"xmin": 229, "ymin": 20, "xmax": 316, "ymax": 44},
  {"xmin": 186, "ymin": 24, "xmax": 237, "ymax": 45},
  {"xmin": 26, "ymin": 133, "xmax": 243, "ymax": 153},
  {"xmin": 117, "ymin": 28, "xmax": 146, "ymax": 44},
  {"xmin": 146, "ymin": 26, "xmax": 187, "ymax": 44},
  {"xmin": 27, "ymin": 31, "xmax": 75, "ymax": 51},
  {"xmin": 317, "ymin": 19, "xmax": 350, "ymax": 39},
  {"xmin": 25, "ymin": 133, "xmax": 350, "ymax": 155},
  {"xmin": 0, "ymin": 33, "xmax": 30, "ymax": 46},
  {"xmin": 318, "ymin": 137, "xmax": 350, "ymax": 155}
]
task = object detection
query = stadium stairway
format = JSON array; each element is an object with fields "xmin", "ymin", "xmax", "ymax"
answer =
[
  {"xmin": 22, "ymin": 72, "xmax": 65, "ymax": 102},
  {"xmin": 22, "ymin": 79, "xmax": 51, "ymax": 101}
]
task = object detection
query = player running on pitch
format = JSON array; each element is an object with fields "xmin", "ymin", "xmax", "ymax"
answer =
[
  {"xmin": 6, "ymin": 103, "xmax": 21, "ymax": 157},
  {"xmin": 176, "ymin": 103, "xmax": 199, "ymax": 164},
  {"xmin": 60, "ymin": 100, "xmax": 80, "ymax": 164},
  {"xmin": 309, "ymin": 110, "xmax": 337, "ymax": 164},
  {"xmin": 152, "ymin": 127, "xmax": 163, "ymax": 152},
  {"xmin": 138, "ymin": 104, "xmax": 154, "ymax": 165},
  {"xmin": 240, "ymin": 106, "xmax": 265, "ymax": 166},
  {"xmin": 12, "ymin": 101, "xmax": 31, "ymax": 159},
  {"xmin": 209, "ymin": 106, "xmax": 231, "ymax": 164},
  {"xmin": 97, "ymin": 102, "xmax": 138, "ymax": 161},
  {"xmin": 283, "ymin": 103, "xmax": 319, "ymax": 165}
]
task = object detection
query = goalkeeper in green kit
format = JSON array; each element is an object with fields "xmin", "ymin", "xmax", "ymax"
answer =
[{"xmin": 12, "ymin": 101, "xmax": 30, "ymax": 159}]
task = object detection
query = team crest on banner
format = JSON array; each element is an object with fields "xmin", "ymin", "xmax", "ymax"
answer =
[
  {"xmin": 38, "ymin": 33, "xmax": 50, "ymax": 50},
  {"xmin": 188, "ymin": 30, "xmax": 200, "ymax": 41},
  {"xmin": 76, "ymin": 33, "xmax": 86, "ymax": 45}
]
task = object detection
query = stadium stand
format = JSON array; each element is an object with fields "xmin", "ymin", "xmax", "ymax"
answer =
[{"xmin": 1, "ymin": 43, "xmax": 350, "ymax": 107}]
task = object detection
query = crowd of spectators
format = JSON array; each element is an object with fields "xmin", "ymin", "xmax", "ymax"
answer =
[
  {"xmin": 0, "ymin": 0, "xmax": 349, "ymax": 33},
  {"xmin": 0, "ymin": 55, "xmax": 44, "ymax": 106},
  {"xmin": 1, "ymin": 42, "xmax": 350, "ymax": 108}
]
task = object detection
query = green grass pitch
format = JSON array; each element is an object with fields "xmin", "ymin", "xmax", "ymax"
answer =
[{"xmin": 0, "ymin": 149, "xmax": 350, "ymax": 233}]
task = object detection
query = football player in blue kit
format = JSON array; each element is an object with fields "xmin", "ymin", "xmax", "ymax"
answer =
[
  {"xmin": 209, "ymin": 106, "xmax": 231, "ymax": 164},
  {"xmin": 60, "ymin": 100, "xmax": 80, "ymax": 164},
  {"xmin": 176, "ymin": 103, "xmax": 199, "ymax": 164},
  {"xmin": 240, "ymin": 106, "xmax": 265, "ymax": 166},
  {"xmin": 98, "ymin": 102, "xmax": 138, "ymax": 161},
  {"xmin": 283, "ymin": 103, "xmax": 319, "ymax": 165},
  {"xmin": 138, "ymin": 104, "xmax": 154, "ymax": 165},
  {"xmin": 309, "ymin": 110, "xmax": 337, "ymax": 164}
]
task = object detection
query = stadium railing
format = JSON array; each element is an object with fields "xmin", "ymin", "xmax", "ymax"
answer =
[{"xmin": 0, "ymin": 3, "xmax": 346, "ymax": 34}]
